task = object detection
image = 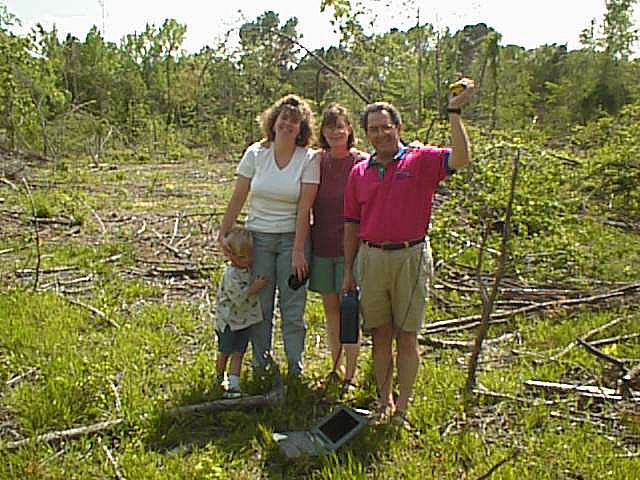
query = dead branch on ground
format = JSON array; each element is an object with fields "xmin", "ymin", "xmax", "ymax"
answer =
[
  {"xmin": 61, "ymin": 295, "xmax": 120, "ymax": 329},
  {"xmin": 420, "ymin": 332, "xmax": 516, "ymax": 351},
  {"xmin": 3, "ymin": 419, "xmax": 124, "ymax": 450},
  {"xmin": 576, "ymin": 337, "xmax": 626, "ymax": 371},
  {"xmin": 524, "ymin": 380, "xmax": 639, "ymax": 403},
  {"xmin": 424, "ymin": 282, "xmax": 640, "ymax": 335},
  {"xmin": 474, "ymin": 448, "xmax": 521, "ymax": 480},
  {"xmin": 549, "ymin": 316, "xmax": 628, "ymax": 361},
  {"xmin": 166, "ymin": 355, "xmax": 283, "ymax": 416}
]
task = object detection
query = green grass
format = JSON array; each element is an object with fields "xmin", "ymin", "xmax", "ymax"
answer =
[{"xmin": 1, "ymin": 139, "xmax": 639, "ymax": 478}]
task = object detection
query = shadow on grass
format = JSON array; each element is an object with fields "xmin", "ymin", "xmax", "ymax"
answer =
[{"xmin": 142, "ymin": 369, "xmax": 398, "ymax": 479}]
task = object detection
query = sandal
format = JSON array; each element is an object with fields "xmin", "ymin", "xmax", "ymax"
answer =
[
  {"xmin": 368, "ymin": 402, "xmax": 394, "ymax": 425},
  {"xmin": 340, "ymin": 379, "xmax": 357, "ymax": 397},
  {"xmin": 390, "ymin": 410, "xmax": 412, "ymax": 430}
]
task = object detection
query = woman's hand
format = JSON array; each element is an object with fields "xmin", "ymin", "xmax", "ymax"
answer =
[
  {"xmin": 217, "ymin": 230, "xmax": 232, "ymax": 258},
  {"xmin": 291, "ymin": 249, "xmax": 308, "ymax": 281}
]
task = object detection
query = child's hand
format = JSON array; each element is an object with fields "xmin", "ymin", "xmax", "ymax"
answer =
[{"xmin": 248, "ymin": 275, "xmax": 268, "ymax": 294}]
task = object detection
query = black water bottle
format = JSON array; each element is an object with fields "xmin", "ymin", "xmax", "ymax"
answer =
[{"xmin": 340, "ymin": 289, "xmax": 359, "ymax": 344}]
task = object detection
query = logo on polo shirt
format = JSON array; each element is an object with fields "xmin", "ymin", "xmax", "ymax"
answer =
[{"xmin": 393, "ymin": 170, "xmax": 413, "ymax": 179}]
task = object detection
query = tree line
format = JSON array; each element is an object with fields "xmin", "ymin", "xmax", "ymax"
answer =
[{"xmin": 0, "ymin": 0, "xmax": 638, "ymax": 161}]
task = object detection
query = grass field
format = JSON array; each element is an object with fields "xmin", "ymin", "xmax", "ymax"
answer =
[{"xmin": 1, "ymin": 143, "xmax": 639, "ymax": 479}]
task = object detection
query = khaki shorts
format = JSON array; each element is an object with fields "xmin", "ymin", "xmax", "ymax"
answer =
[{"xmin": 356, "ymin": 239, "xmax": 433, "ymax": 332}]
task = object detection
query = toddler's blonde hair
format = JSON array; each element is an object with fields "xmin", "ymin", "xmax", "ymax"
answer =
[{"xmin": 225, "ymin": 226, "xmax": 253, "ymax": 259}]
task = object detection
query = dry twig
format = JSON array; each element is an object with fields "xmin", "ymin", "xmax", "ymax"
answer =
[
  {"xmin": 62, "ymin": 295, "xmax": 120, "ymax": 329},
  {"xmin": 576, "ymin": 337, "xmax": 626, "ymax": 371},
  {"xmin": 4, "ymin": 419, "xmax": 124, "ymax": 450},
  {"xmin": 549, "ymin": 316, "xmax": 627, "ymax": 361},
  {"xmin": 474, "ymin": 448, "xmax": 521, "ymax": 480},
  {"xmin": 21, "ymin": 177, "xmax": 41, "ymax": 291},
  {"xmin": 524, "ymin": 380, "xmax": 639, "ymax": 403}
]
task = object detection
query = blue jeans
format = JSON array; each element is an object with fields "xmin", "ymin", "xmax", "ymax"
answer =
[{"xmin": 250, "ymin": 231, "xmax": 309, "ymax": 375}]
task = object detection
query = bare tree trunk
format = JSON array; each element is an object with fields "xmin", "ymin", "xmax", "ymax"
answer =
[
  {"xmin": 21, "ymin": 178, "xmax": 41, "ymax": 292},
  {"xmin": 435, "ymin": 32, "xmax": 443, "ymax": 118},
  {"xmin": 465, "ymin": 149, "xmax": 520, "ymax": 400}
]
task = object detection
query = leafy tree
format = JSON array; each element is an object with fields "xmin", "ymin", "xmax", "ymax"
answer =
[
  {"xmin": 0, "ymin": 7, "xmax": 37, "ymax": 150},
  {"xmin": 237, "ymin": 11, "xmax": 302, "ymax": 139}
]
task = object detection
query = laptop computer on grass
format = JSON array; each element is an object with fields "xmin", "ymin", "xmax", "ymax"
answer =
[{"xmin": 272, "ymin": 405, "xmax": 367, "ymax": 458}]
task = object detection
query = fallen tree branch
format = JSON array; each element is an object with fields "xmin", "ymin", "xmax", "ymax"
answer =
[
  {"xmin": 576, "ymin": 337, "xmax": 626, "ymax": 371},
  {"xmin": 166, "ymin": 355, "xmax": 283, "ymax": 416},
  {"xmin": 27, "ymin": 215, "xmax": 80, "ymax": 226},
  {"xmin": 5, "ymin": 368, "xmax": 37, "ymax": 387},
  {"xmin": 15, "ymin": 265, "xmax": 78, "ymax": 276},
  {"xmin": 80, "ymin": 198, "xmax": 106, "ymax": 237},
  {"xmin": 420, "ymin": 332, "xmax": 516, "ymax": 351},
  {"xmin": 1, "ymin": 177, "xmax": 18, "ymax": 190},
  {"xmin": 549, "ymin": 316, "xmax": 627, "ymax": 361},
  {"xmin": 151, "ymin": 266, "xmax": 217, "ymax": 278},
  {"xmin": 474, "ymin": 448, "xmax": 521, "ymax": 480},
  {"xmin": 161, "ymin": 241, "xmax": 185, "ymax": 258},
  {"xmin": 3, "ymin": 418, "xmax": 124, "ymax": 450},
  {"xmin": 61, "ymin": 295, "xmax": 120, "ymax": 329},
  {"xmin": 473, "ymin": 385, "xmax": 567, "ymax": 405},
  {"xmin": 169, "ymin": 213, "xmax": 181, "ymax": 245},
  {"xmin": 590, "ymin": 333, "xmax": 640, "ymax": 347},
  {"xmin": 421, "ymin": 319, "xmax": 510, "ymax": 336},
  {"xmin": 424, "ymin": 282, "xmax": 640, "ymax": 335},
  {"xmin": 102, "ymin": 444, "xmax": 126, "ymax": 480},
  {"xmin": 166, "ymin": 388, "xmax": 284, "ymax": 416},
  {"xmin": 524, "ymin": 380, "xmax": 639, "ymax": 403}
]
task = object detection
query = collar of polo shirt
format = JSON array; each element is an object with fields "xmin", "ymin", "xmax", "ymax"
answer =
[{"xmin": 367, "ymin": 145, "xmax": 408, "ymax": 169}]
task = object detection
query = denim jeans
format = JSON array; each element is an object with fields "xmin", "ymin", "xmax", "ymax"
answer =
[{"xmin": 250, "ymin": 231, "xmax": 309, "ymax": 375}]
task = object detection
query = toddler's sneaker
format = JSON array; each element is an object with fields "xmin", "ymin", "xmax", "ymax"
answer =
[
  {"xmin": 223, "ymin": 386, "xmax": 242, "ymax": 399},
  {"xmin": 217, "ymin": 373, "xmax": 229, "ymax": 392}
]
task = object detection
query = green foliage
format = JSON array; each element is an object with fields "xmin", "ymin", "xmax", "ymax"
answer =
[
  {"xmin": 571, "ymin": 100, "xmax": 640, "ymax": 220},
  {"xmin": 1, "ymin": 4, "xmax": 639, "ymax": 156}
]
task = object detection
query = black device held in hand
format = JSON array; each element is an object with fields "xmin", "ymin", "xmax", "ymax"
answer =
[
  {"xmin": 288, "ymin": 273, "xmax": 308, "ymax": 291},
  {"xmin": 340, "ymin": 289, "xmax": 359, "ymax": 344}
]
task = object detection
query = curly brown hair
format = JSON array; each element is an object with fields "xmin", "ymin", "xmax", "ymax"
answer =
[
  {"xmin": 258, "ymin": 94, "xmax": 315, "ymax": 147},
  {"xmin": 318, "ymin": 103, "xmax": 356, "ymax": 149}
]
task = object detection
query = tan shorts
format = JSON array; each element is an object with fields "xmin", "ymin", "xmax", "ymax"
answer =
[{"xmin": 356, "ymin": 239, "xmax": 433, "ymax": 332}]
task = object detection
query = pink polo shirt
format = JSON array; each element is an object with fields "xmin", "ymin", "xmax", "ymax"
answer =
[{"xmin": 343, "ymin": 146, "xmax": 451, "ymax": 243}]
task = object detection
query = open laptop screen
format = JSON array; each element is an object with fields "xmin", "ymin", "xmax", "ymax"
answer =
[{"xmin": 317, "ymin": 407, "xmax": 361, "ymax": 444}]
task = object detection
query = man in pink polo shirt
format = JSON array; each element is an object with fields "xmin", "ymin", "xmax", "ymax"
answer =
[{"xmin": 342, "ymin": 79, "xmax": 475, "ymax": 427}]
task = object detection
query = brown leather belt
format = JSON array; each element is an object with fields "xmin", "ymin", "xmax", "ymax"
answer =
[{"xmin": 363, "ymin": 238, "xmax": 424, "ymax": 251}]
